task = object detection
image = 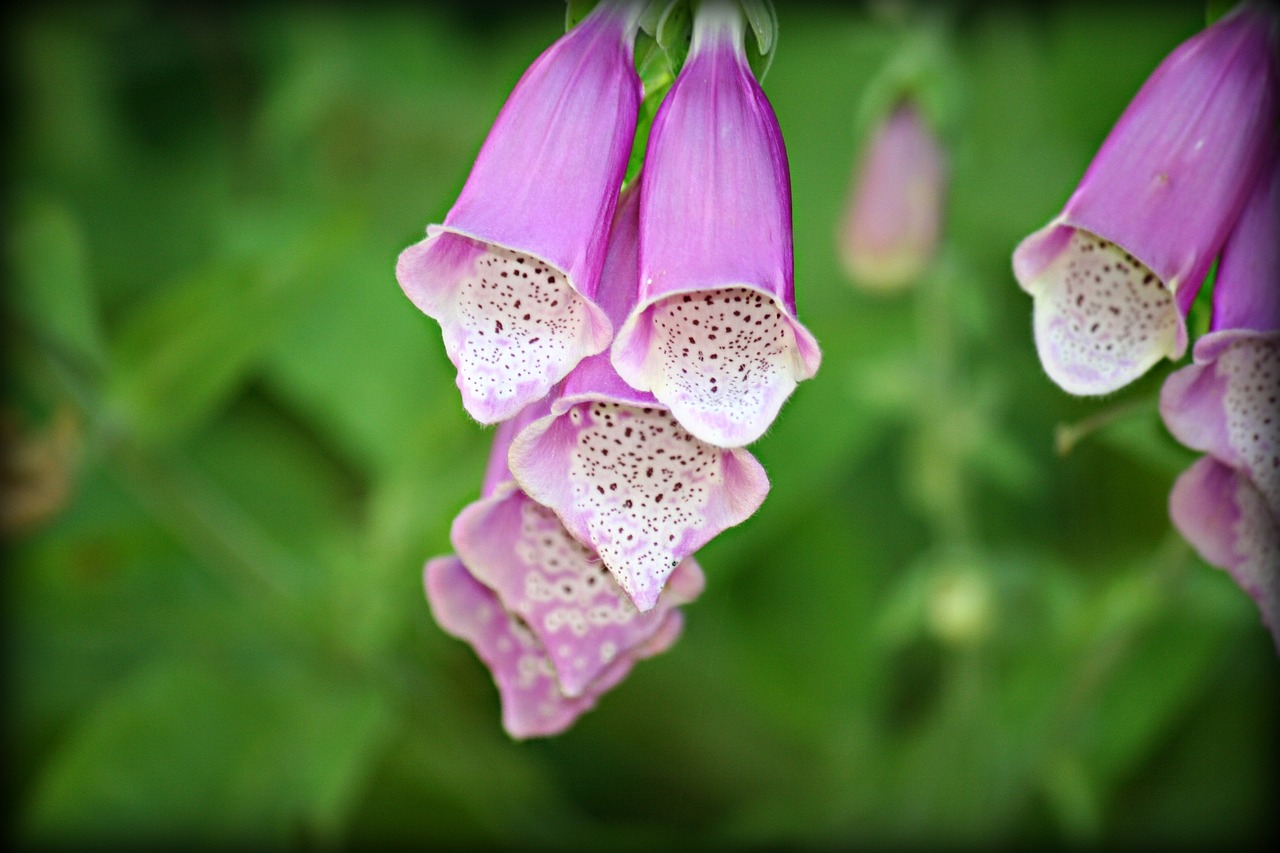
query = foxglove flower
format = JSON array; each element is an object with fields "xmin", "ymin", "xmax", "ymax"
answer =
[
  {"xmin": 510, "ymin": 183, "xmax": 768, "ymax": 612},
  {"xmin": 1013, "ymin": 3, "xmax": 1278, "ymax": 396},
  {"xmin": 1161, "ymin": 143, "xmax": 1279, "ymax": 648},
  {"xmin": 837, "ymin": 100, "xmax": 946, "ymax": 292},
  {"xmin": 428, "ymin": 401, "xmax": 704, "ymax": 736},
  {"xmin": 610, "ymin": 0, "xmax": 821, "ymax": 448},
  {"xmin": 426, "ymin": 555, "xmax": 689, "ymax": 739},
  {"xmin": 396, "ymin": 1, "xmax": 645, "ymax": 423}
]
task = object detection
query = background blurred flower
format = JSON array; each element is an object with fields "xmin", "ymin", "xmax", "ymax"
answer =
[
  {"xmin": 837, "ymin": 100, "xmax": 946, "ymax": 292},
  {"xmin": 1013, "ymin": 3, "xmax": 1278, "ymax": 396}
]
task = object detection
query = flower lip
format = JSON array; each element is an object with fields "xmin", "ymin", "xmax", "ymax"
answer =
[{"xmin": 425, "ymin": 553, "xmax": 665, "ymax": 739}]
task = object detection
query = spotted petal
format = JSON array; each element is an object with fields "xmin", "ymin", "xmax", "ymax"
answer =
[
  {"xmin": 451, "ymin": 484, "xmax": 704, "ymax": 696},
  {"xmin": 425, "ymin": 555, "xmax": 684, "ymax": 739}
]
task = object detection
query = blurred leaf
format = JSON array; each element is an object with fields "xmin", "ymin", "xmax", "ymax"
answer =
[
  {"xmin": 107, "ymin": 261, "xmax": 280, "ymax": 441},
  {"xmin": 565, "ymin": 0, "xmax": 598, "ymax": 31},
  {"xmin": 1095, "ymin": 409, "xmax": 1194, "ymax": 477},
  {"xmin": 6, "ymin": 196, "xmax": 107, "ymax": 369},
  {"xmin": 25, "ymin": 654, "xmax": 391, "ymax": 845},
  {"xmin": 106, "ymin": 212, "xmax": 356, "ymax": 443}
]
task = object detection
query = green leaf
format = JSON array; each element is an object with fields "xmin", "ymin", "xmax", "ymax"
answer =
[
  {"xmin": 107, "ymin": 261, "xmax": 283, "ymax": 442},
  {"xmin": 739, "ymin": 0, "xmax": 778, "ymax": 81},
  {"xmin": 655, "ymin": 0, "xmax": 692, "ymax": 76}
]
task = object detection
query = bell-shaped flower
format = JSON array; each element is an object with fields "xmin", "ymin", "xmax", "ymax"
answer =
[
  {"xmin": 609, "ymin": 0, "xmax": 821, "ymax": 448},
  {"xmin": 1013, "ymin": 3, "xmax": 1278, "ymax": 396},
  {"xmin": 1161, "ymin": 142, "xmax": 1279, "ymax": 648},
  {"xmin": 837, "ymin": 100, "xmax": 947, "ymax": 292},
  {"xmin": 450, "ymin": 398, "xmax": 705, "ymax": 697},
  {"xmin": 396, "ymin": 1, "xmax": 645, "ymax": 424},
  {"xmin": 509, "ymin": 183, "xmax": 768, "ymax": 612},
  {"xmin": 425, "ymin": 555, "xmax": 690, "ymax": 739}
]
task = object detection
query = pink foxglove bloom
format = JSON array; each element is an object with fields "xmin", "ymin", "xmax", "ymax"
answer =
[
  {"xmin": 1013, "ymin": 4, "xmax": 1278, "ymax": 396},
  {"xmin": 610, "ymin": 1, "xmax": 821, "ymax": 448},
  {"xmin": 1161, "ymin": 144, "xmax": 1279, "ymax": 649},
  {"xmin": 427, "ymin": 402, "xmax": 704, "ymax": 736},
  {"xmin": 837, "ymin": 101, "xmax": 946, "ymax": 292},
  {"xmin": 396, "ymin": 1, "xmax": 645, "ymax": 423},
  {"xmin": 425, "ymin": 555, "xmax": 690, "ymax": 739},
  {"xmin": 510, "ymin": 184, "xmax": 768, "ymax": 612},
  {"xmin": 451, "ymin": 399, "xmax": 705, "ymax": 697}
]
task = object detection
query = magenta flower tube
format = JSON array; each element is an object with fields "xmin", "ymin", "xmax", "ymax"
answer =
[
  {"xmin": 509, "ymin": 183, "xmax": 768, "ymax": 612},
  {"xmin": 1161, "ymin": 142, "xmax": 1279, "ymax": 648},
  {"xmin": 396, "ymin": 1, "xmax": 645, "ymax": 424},
  {"xmin": 610, "ymin": 1, "xmax": 821, "ymax": 448},
  {"xmin": 837, "ymin": 100, "xmax": 947, "ymax": 292},
  {"xmin": 1013, "ymin": 4, "xmax": 1278, "ymax": 395}
]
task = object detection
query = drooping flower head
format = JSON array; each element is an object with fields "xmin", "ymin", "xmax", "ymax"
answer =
[
  {"xmin": 510, "ymin": 183, "xmax": 768, "ymax": 612},
  {"xmin": 428, "ymin": 398, "xmax": 705, "ymax": 736},
  {"xmin": 837, "ymin": 99, "xmax": 947, "ymax": 292},
  {"xmin": 396, "ymin": 1, "xmax": 645, "ymax": 423},
  {"xmin": 1013, "ymin": 3, "xmax": 1278, "ymax": 396},
  {"xmin": 610, "ymin": 0, "xmax": 821, "ymax": 448},
  {"xmin": 1161, "ymin": 140, "xmax": 1280, "ymax": 648}
]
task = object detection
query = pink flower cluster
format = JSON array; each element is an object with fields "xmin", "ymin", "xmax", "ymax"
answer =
[{"xmin": 397, "ymin": 1, "xmax": 820, "ymax": 736}]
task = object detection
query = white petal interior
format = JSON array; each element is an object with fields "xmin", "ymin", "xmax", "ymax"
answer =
[
  {"xmin": 647, "ymin": 287, "xmax": 797, "ymax": 444},
  {"xmin": 1218, "ymin": 337, "xmax": 1280, "ymax": 514},
  {"xmin": 567, "ymin": 402, "xmax": 719, "ymax": 607},
  {"xmin": 1032, "ymin": 230, "xmax": 1180, "ymax": 395},
  {"xmin": 452, "ymin": 244, "xmax": 588, "ymax": 416}
]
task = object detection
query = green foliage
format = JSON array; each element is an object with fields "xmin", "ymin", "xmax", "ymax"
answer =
[{"xmin": 4, "ymin": 2, "xmax": 1275, "ymax": 848}]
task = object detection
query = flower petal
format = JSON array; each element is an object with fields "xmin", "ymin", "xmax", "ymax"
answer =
[
  {"xmin": 398, "ymin": 233, "xmax": 611, "ymax": 423},
  {"xmin": 424, "ymin": 555, "xmax": 624, "ymax": 738},
  {"xmin": 451, "ymin": 485, "xmax": 703, "ymax": 696},
  {"xmin": 1162, "ymin": 331, "xmax": 1280, "ymax": 515},
  {"xmin": 1170, "ymin": 457, "xmax": 1280, "ymax": 650},
  {"xmin": 838, "ymin": 101, "xmax": 946, "ymax": 291},
  {"xmin": 1013, "ymin": 4, "xmax": 1278, "ymax": 395}
]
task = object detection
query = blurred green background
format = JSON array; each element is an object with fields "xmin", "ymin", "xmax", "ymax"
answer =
[{"xmin": 4, "ymin": 1, "xmax": 1276, "ymax": 847}]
